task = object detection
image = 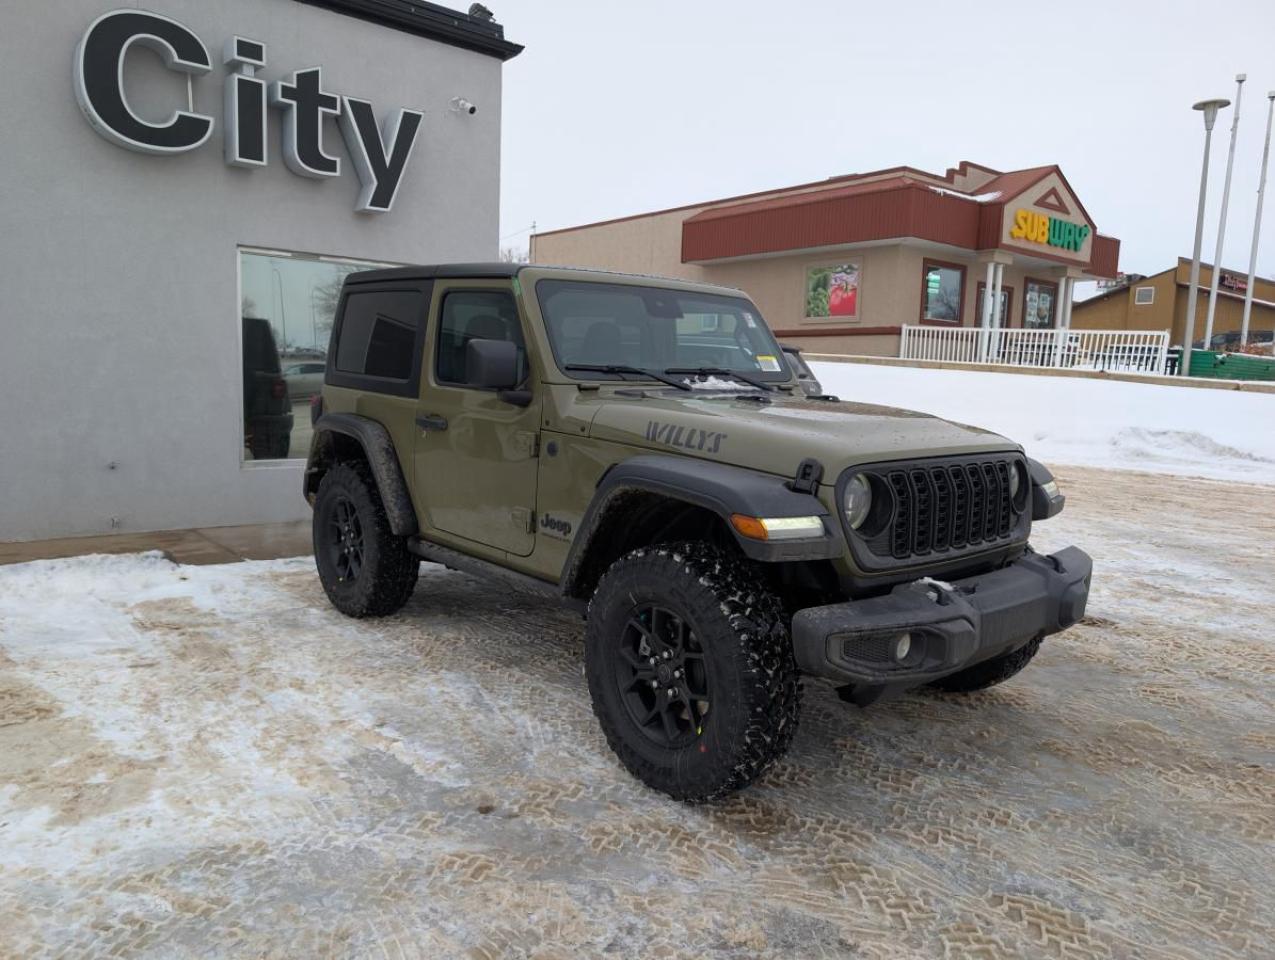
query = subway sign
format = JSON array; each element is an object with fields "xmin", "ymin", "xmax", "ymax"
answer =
[
  {"xmin": 72, "ymin": 10, "xmax": 424, "ymax": 213},
  {"xmin": 1009, "ymin": 209, "xmax": 1091, "ymax": 253}
]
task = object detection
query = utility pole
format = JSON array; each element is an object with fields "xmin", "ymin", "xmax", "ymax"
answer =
[
  {"xmin": 1240, "ymin": 91, "xmax": 1275, "ymax": 345},
  {"xmin": 1183, "ymin": 97, "xmax": 1231, "ymax": 377},
  {"xmin": 1202, "ymin": 74, "xmax": 1246, "ymax": 351}
]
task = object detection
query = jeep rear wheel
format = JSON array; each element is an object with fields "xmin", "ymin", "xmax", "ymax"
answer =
[
  {"xmin": 313, "ymin": 461, "xmax": 418, "ymax": 618},
  {"xmin": 584, "ymin": 542, "xmax": 800, "ymax": 803}
]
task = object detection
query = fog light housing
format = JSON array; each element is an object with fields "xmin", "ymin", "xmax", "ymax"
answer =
[{"xmin": 893, "ymin": 632, "xmax": 912, "ymax": 662}]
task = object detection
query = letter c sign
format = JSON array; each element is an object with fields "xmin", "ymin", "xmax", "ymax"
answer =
[{"xmin": 74, "ymin": 10, "xmax": 215, "ymax": 154}]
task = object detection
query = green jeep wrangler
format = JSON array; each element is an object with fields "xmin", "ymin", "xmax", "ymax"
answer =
[{"xmin": 305, "ymin": 264, "xmax": 1090, "ymax": 802}]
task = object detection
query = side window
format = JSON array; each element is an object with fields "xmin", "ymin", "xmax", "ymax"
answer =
[
  {"xmin": 335, "ymin": 290, "xmax": 423, "ymax": 380},
  {"xmin": 436, "ymin": 290, "xmax": 527, "ymax": 387}
]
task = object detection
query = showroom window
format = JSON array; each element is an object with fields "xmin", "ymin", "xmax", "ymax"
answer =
[
  {"xmin": 921, "ymin": 260, "xmax": 965, "ymax": 323},
  {"xmin": 805, "ymin": 263, "xmax": 860, "ymax": 319},
  {"xmin": 239, "ymin": 248, "xmax": 396, "ymax": 461},
  {"xmin": 1023, "ymin": 279, "xmax": 1058, "ymax": 329}
]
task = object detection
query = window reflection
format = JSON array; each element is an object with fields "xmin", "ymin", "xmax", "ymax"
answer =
[{"xmin": 239, "ymin": 248, "xmax": 394, "ymax": 461}]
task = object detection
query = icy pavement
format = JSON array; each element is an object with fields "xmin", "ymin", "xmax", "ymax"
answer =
[{"xmin": 1, "ymin": 466, "xmax": 1272, "ymax": 959}]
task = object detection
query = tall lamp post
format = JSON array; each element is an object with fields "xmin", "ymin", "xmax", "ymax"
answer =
[
  {"xmin": 1202, "ymin": 75, "xmax": 1246, "ymax": 351},
  {"xmin": 271, "ymin": 265, "xmax": 288, "ymax": 355},
  {"xmin": 1240, "ymin": 91, "xmax": 1275, "ymax": 345},
  {"xmin": 1182, "ymin": 97, "xmax": 1231, "ymax": 377}
]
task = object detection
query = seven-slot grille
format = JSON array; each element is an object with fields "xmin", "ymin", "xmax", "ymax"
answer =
[{"xmin": 885, "ymin": 459, "xmax": 1015, "ymax": 559}]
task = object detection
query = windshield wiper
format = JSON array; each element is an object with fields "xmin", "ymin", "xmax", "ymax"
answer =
[
  {"xmin": 663, "ymin": 366, "xmax": 774, "ymax": 392},
  {"xmin": 564, "ymin": 363, "xmax": 692, "ymax": 391}
]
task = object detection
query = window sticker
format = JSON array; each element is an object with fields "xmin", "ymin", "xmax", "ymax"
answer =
[{"xmin": 757, "ymin": 354, "xmax": 781, "ymax": 372}]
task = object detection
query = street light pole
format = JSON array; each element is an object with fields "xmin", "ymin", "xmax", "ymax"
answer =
[
  {"xmin": 1202, "ymin": 75, "xmax": 1246, "ymax": 351},
  {"xmin": 1182, "ymin": 97, "xmax": 1231, "ymax": 377},
  {"xmin": 271, "ymin": 265, "xmax": 288, "ymax": 354},
  {"xmin": 1240, "ymin": 91, "xmax": 1275, "ymax": 345}
]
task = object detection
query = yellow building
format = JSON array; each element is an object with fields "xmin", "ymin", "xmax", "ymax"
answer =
[{"xmin": 1071, "ymin": 259, "xmax": 1275, "ymax": 349}]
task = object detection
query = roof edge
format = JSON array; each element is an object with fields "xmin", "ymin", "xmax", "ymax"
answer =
[{"xmin": 292, "ymin": 0, "xmax": 523, "ymax": 60}]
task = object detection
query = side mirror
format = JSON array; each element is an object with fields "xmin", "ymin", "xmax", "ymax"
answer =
[{"xmin": 466, "ymin": 338, "xmax": 520, "ymax": 390}]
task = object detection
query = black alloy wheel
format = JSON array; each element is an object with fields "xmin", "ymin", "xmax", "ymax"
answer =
[
  {"xmin": 327, "ymin": 495, "xmax": 365, "ymax": 582},
  {"xmin": 312, "ymin": 461, "xmax": 419, "ymax": 618},
  {"xmin": 584, "ymin": 542, "xmax": 801, "ymax": 803},
  {"xmin": 614, "ymin": 603, "xmax": 711, "ymax": 749}
]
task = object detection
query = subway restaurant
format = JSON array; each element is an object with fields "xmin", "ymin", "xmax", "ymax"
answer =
[{"xmin": 531, "ymin": 161, "xmax": 1121, "ymax": 356}]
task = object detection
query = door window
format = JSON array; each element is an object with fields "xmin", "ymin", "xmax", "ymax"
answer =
[
  {"xmin": 1023, "ymin": 280, "xmax": 1058, "ymax": 329},
  {"xmin": 436, "ymin": 290, "xmax": 527, "ymax": 386}
]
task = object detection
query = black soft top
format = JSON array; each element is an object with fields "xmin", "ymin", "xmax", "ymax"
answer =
[{"xmin": 345, "ymin": 263, "xmax": 525, "ymax": 285}]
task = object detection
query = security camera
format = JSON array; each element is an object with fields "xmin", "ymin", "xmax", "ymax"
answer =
[{"xmin": 449, "ymin": 97, "xmax": 477, "ymax": 116}]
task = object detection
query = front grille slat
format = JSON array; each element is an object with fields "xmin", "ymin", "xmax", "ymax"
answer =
[{"xmin": 879, "ymin": 456, "xmax": 1021, "ymax": 563}]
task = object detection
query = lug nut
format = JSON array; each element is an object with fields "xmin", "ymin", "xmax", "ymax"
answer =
[
  {"xmin": 650, "ymin": 680, "xmax": 658, "ymax": 688},
  {"xmin": 667, "ymin": 688, "xmax": 676, "ymax": 697},
  {"xmin": 662, "ymin": 651, "xmax": 671, "ymax": 660}
]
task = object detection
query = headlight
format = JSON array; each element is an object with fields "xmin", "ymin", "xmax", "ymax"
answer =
[
  {"xmin": 1009, "ymin": 462, "xmax": 1021, "ymax": 501},
  {"xmin": 844, "ymin": 473, "xmax": 872, "ymax": 530}
]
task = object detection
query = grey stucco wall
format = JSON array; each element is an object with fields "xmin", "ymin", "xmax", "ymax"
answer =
[{"xmin": 0, "ymin": 0, "xmax": 504, "ymax": 541}]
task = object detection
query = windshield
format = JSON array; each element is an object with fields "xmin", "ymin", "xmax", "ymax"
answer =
[{"xmin": 535, "ymin": 279, "xmax": 792, "ymax": 384}]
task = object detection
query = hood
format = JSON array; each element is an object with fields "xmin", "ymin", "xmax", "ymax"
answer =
[{"xmin": 587, "ymin": 390, "xmax": 1018, "ymax": 480}]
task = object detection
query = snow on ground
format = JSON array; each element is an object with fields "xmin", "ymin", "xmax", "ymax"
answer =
[
  {"xmin": 1, "ymin": 466, "xmax": 1273, "ymax": 958},
  {"xmin": 811, "ymin": 360, "xmax": 1275, "ymax": 484}
]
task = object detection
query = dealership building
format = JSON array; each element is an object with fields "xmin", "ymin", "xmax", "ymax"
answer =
[
  {"xmin": 0, "ymin": 1, "xmax": 520, "ymax": 542},
  {"xmin": 532, "ymin": 161, "xmax": 1122, "ymax": 356}
]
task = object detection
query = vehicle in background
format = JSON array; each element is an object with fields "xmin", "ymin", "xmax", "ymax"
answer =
[
  {"xmin": 284, "ymin": 361, "xmax": 327, "ymax": 401},
  {"xmin": 242, "ymin": 316, "xmax": 293, "ymax": 460},
  {"xmin": 781, "ymin": 343, "xmax": 824, "ymax": 396}
]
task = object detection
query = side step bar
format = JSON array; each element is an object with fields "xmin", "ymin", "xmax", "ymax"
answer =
[{"xmin": 407, "ymin": 537, "xmax": 584, "ymax": 611}]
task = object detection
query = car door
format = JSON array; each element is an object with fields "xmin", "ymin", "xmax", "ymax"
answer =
[{"xmin": 414, "ymin": 280, "xmax": 541, "ymax": 557}]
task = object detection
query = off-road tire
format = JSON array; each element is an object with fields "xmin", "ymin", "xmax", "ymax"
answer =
[
  {"xmin": 313, "ymin": 460, "xmax": 418, "ymax": 618},
  {"xmin": 928, "ymin": 635, "xmax": 1043, "ymax": 693},
  {"xmin": 584, "ymin": 542, "xmax": 801, "ymax": 803}
]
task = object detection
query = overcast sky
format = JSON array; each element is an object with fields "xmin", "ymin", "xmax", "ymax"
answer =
[{"xmin": 496, "ymin": 0, "xmax": 1275, "ymax": 287}]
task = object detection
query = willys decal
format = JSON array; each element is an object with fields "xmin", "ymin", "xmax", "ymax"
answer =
[{"xmin": 645, "ymin": 421, "xmax": 727, "ymax": 454}]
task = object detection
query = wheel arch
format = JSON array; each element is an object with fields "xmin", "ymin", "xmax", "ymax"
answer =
[
  {"xmin": 304, "ymin": 413, "xmax": 418, "ymax": 537},
  {"xmin": 560, "ymin": 454, "xmax": 841, "ymax": 602}
]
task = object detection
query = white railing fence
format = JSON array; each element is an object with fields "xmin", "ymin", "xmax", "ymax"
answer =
[{"xmin": 899, "ymin": 326, "xmax": 1171, "ymax": 374}]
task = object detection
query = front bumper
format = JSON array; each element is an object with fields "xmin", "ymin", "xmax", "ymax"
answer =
[{"xmin": 791, "ymin": 546, "xmax": 1092, "ymax": 704}]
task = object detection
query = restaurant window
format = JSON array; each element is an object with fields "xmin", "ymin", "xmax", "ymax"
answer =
[
  {"xmin": 921, "ymin": 260, "xmax": 964, "ymax": 323},
  {"xmin": 239, "ymin": 248, "xmax": 396, "ymax": 462},
  {"xmin": 805, "ymin": 263, "xmax": 860, "ymax": 319},
  {"xmin": 976, "ymin": 283, "xmax": 1013, "ymax": 327},
  {"xmin": 1023, "ymin": 279, "xmax": 1058, "ymax": 329}
]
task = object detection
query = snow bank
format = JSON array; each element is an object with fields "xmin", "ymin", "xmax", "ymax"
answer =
[{"xmin": 811, "ymin": 360, "xmax": 1275, "ymax": 484}]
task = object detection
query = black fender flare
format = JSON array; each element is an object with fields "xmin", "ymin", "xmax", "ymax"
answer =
[
  {"xmin": 304, "ymin": 413, "xmax": 418, "ymax": 537},
  {"xmin": 560, "ymin": 454, "xmax": 841, "ymax": 598}
]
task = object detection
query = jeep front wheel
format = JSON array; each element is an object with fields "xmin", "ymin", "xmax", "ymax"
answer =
[
  {"xmin": 584, "ymin": 543, "xmax": 800, "ymax": 803},
  {"xmin": 313, "ymin": 461, "xmax": 419, "ymax": 618}
]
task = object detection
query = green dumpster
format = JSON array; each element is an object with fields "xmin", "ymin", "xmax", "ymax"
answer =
[{"xmin": 1187, "ymin": 350, "xmax": 1275, "ymax": 381}]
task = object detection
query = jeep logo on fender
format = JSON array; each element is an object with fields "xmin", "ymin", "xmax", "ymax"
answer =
[
  {"xmin": 645, "ymin": 421, "xmax": 727, "ymax": 454},
  {"xmin": 539, "ymin": 514, "xmax": 573, "ymax": 538}
]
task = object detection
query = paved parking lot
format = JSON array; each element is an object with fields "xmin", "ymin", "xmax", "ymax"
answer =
[{"xmin": 1, "ymin": 465, "xmax": 1271, "ymax": 958}]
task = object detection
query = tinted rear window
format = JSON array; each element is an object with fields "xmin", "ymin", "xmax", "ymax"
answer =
[{"xmin": 335, "ymin": 291, "xmax": 422, "ymax": 380}]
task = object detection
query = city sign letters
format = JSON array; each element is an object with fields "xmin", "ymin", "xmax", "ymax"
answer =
[{"xmin": 73, "ymin": 10, "xmax": 423, "ymax": 213}]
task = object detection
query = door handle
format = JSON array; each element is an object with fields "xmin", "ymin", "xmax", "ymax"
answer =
[{"xmin": 416, "ymin": 414, "xmax": 448, "ymax": 432}]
